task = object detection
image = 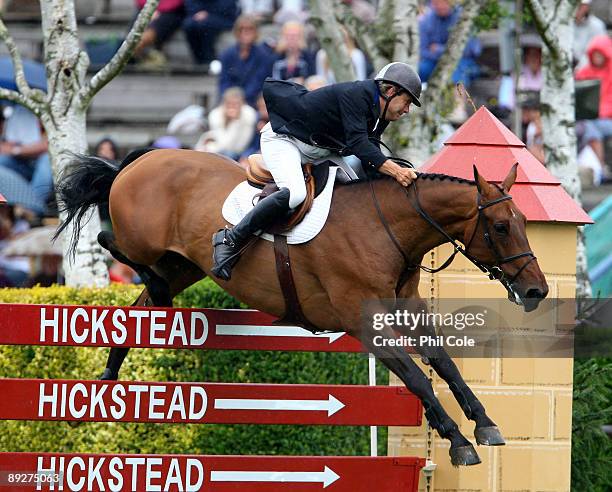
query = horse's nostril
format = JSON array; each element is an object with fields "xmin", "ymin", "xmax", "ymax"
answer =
[{"xmin": 525, "ymin": 289, "xmax": 544, "ymax": 299}]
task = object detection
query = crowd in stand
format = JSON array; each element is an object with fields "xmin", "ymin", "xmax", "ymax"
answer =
[{"xmin": 0, "ymin": 0, "xmax": 611, "ymax": 287}]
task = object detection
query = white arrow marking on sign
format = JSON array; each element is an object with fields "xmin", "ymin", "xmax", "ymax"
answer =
[
  {"xmin": 210, "ymin": 466, "xmax": 341, "ymax": 488},
  {"xmin": 216, "ymin": 324, "xmax": 345, "ymax": 344},
  {"xmin": 214, "ymin": 394, "xmax": 345, "ymax": 417}
]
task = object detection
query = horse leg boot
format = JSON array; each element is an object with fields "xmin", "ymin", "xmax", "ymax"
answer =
[{"xmin": 211, "ymin": 187, "xmax": 290, "ymax": 281}]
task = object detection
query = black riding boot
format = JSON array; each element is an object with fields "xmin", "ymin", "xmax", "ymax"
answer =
[{"xmin": 211, "ymin": 187, "xmax": 291, "ymax": 281}]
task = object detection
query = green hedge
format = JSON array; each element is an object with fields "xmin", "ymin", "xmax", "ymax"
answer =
[{"xmin": 0, "ymin": 280, "xmax": 388, "ymax": 456}]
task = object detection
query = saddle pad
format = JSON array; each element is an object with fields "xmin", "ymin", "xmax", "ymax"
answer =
[{"xmin": 222, "ymin": 167, "xmax": 338, "ymax": 244}]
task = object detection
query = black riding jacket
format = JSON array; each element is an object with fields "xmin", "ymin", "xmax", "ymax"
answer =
[{"xmin": 262, "ymin": 78, "xmax": 389, "ymax": 170}]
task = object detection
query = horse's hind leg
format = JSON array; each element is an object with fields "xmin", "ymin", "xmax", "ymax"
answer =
[
  {"xmin": 98, "ymin": 231, "xmax": 172, "ymax": 305},
  {"xmin": 98, "ymin": 232, "xmax": 204, "ymax": 380}
]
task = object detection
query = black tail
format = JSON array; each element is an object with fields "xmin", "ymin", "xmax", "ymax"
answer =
[
  {"xmin": 54, "ymin": 154, "xmax": 120, "ymax": 257},
  {"xmin": 54, "ymin": 148, "xmax": 156, "ymax": 257}
]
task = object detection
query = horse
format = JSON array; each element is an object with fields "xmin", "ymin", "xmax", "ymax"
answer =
[{"xmin": 55, "ymin": 148, "xmax": 548, "ymax": 467}]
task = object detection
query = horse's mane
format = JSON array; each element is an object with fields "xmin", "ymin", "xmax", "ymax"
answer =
[{"xmin": 347, "ymin": 171, "xmax": 476, "ymax": 186}]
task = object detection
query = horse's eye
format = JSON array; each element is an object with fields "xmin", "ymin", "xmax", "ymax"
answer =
[{"xmin": 494, "ymin": 223, "xmax": 508, "ymax": 235}]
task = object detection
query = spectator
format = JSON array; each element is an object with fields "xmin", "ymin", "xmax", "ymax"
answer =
[
  {"xmin": 520, "ymin": 94, "xmax": 545, "ymax": 164},
  {"xmin": 418, "ymin": 0, "xmax": 481, "ymax": 86},
  {"xmin": 575, "ymin": 35, "xmax": 612, "ymax": 179},
  {"xmin": 0, "ymin": 204, "xmax": 30, "ymax": 287},
  {"xmin": 182, "ymin": 0, "xmax": 239, "ymax": 65},
  {"xmin": 239, "ymin": 92, "xmax": 270, "ymax": 166},
  {"xmin": 195, "ymin": 87, "xmax": 257, "ymax": 159},
  {"xmin": 94, "ymin": 137, "xmax": 119, "ymax": 161},
  {"xmin": 573, "ymin": 0, "xmax": 606, "ymax": 69},
  {"xmin": 133, "ymin": 0, "xmax": 185, "ymax": 68},
  {"xmin": 219, "ymin": 15, "xmax": 274, "ymax": 106},
  {"xmin": 94, "ymin": 137, "xmax": 120, "ymax": 227},
  {"xmin": 271, "ymin": 21, "xmax": 316, "ymax": 83},
  {"xmin": 316, "ymin": 27, "xmax": 367, "ymax": 84},
  {"xmin": 273, "ymin": 0, "xmax": 308, "ymax": 25},
  {"xmin": 518, "ymin": 44, "xmax": 543, "ymax": 92},
  {"xmin": 0, "ymin": 105, "xmax": 53, "ymax": 211}
]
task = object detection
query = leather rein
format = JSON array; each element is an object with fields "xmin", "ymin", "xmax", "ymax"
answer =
[{"xmin": 367, "ymin": 158, "xmax": 536, "ymax": 298}]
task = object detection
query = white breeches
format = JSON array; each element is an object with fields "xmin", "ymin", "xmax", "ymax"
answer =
[{"xmin": 260, "ymin": 122, "xmax": 333, "ymax": 209}]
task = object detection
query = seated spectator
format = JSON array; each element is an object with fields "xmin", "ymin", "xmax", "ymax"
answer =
[
  {"xmin": 94, "ymin": 137, "xmax": 119, "ymax": 161},
  {"xmin": 518, "ymin": 43, "xmax": 543, "ymax": 92},
  {"xmin": 239, "ymin": 0, "xmax": 274, "ymax": 23},
  {"xmin": 238, "ymin": 92, "xmax": 270, "ymax": 167},
  {"xmin": 182, "ymin": 0, "xmax": 239, "ymax": 65},
  {"xmin": 271, "ymin": 21, "xmax": 316, "ymax": 83},
  {"xmin": 219, "ymin": 15, "xmax": 274, "ymax": 106},
  {"xmin": 575, "ymin": 35, "xmax": 612, "ymax": 179},
  {"xmin": 133, "ymin": 0, "xmax": 185, "ymax": 68},
  {"xmin": 520, "ymin": 94, "xmax": 545, "ymax": 164},
  {"xmin": 418, "ymin": 0, "xmax": 481, "ymax": 86},
  {"xmin": 0, "ymin": 105, "xmax": 53, "ymax": 211},
  {"xmin": 0, "ymin": 204, "xmax": 30, "ymax": 287},
  {"xmin": 195, "ymin": 87, "xmax": 257, "ymax": 160},
  {"xmin": 573, "ymin": 0, "xmax": 606, "ymax": 69},
  {"xmin": 273, "ymin": 0, "xmax": 308, "ymax": 25},
  {"xmin": 152, "ymin": 135, "xmax": 183, "ymax": 149},
  {"xmin": 316, "ymin": 27, "xmax": 367, "ymax": 84}
]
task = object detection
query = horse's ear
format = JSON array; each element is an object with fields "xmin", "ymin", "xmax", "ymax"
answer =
[
  {"xmin": 473, "ymin": 165, "xmax": 491, "ymax": 195},
  {"xmin": 502, "ymin": 163, "xmax": 518, "ymax": 192}
]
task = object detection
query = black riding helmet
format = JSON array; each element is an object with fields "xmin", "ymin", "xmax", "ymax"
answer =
[{"xmin": 375, "ymin": 62, "xmax": 422, "ymax": 107}]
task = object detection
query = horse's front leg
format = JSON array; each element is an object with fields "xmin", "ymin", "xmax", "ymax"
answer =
[
  {"xmin": 336, "ymin": 293, "xmax": 481, "ymax": 467},
  {"xmin": 396, "ymin": 277, "xmax": 505, "ymax": 446}
]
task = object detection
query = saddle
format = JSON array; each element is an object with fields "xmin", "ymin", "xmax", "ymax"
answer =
[{"xmin": 246, "ymin": 154, "xmax": 330, "ymax": 231}]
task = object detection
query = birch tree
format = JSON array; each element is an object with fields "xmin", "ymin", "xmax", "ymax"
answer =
[
  {"xmin": 525, "ymin": 0, "xmax": 591, "ymax": 297},
  {"xmin": 311, "ymin": 0, "xmax": 486, "ymax": 165},
  {"xmin": 0, "ymin": 0, "xmax": 159, "ymax": 287}
]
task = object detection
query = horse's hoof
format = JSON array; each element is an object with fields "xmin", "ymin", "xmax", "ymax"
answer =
[
  {"xmin": 475, "ymin": 426, "xmax": 506, "ymax": 446},
  {"xmin": 100, "ymin": 368, "xmax": 117, "ymax": 381},
  {"xmin": 449, "ymin": 444, "xmax": 481, "ymax": 467}
]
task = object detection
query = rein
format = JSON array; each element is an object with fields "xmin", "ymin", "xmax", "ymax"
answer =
[{"xmin": 368, "ymin": 161, "xmax": 536, "ymax": 296}]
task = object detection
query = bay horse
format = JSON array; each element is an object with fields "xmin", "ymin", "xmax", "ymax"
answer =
[{"xmin": 55, "ymin": 149, "xmax": 548, "ymax": 466}]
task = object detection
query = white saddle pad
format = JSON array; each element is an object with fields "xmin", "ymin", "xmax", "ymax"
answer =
[{"xmin": 222, "ymin": 167, "xmax": 338, "ymax": 244}]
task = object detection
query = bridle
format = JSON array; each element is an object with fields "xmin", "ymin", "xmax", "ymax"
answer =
[{"xmin": 368, "ymin": 165, "xmax": 537, "ymax": 303}]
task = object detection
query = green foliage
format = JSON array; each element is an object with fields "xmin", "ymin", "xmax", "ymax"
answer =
[
  {"xmin": 571, "ymin": 358, "xmax": 612, "ymax": 492},
  {"xmin": 473, "ymin": 0, "xmax": 509, "ymax": 32},
  {"xmin": 0, "ymin": 282, "xmax": 388, "ymax": 456}
]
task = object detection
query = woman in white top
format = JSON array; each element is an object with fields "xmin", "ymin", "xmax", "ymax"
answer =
[{"xmin": 195, "ymin": 87, "xmax": 257, "ymax": 160}]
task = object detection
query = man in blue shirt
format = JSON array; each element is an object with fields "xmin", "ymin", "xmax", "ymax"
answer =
[
  {"xmin": 418, "ymin": 0, "xmax": 481, "ymax": 86},
  {"xmin": 218, "ymin": 15, "xmax": 274, "ymax": 106}
]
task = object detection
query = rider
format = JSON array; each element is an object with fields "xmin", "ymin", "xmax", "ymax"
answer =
[{"xmin": 211, "ymin": 62, "xmax": 422, "ymax": 280}]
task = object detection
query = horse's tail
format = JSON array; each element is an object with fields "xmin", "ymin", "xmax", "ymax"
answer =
[{"xmin": 54, "ymin": 148, "xmax": 155, "ymax": 257}]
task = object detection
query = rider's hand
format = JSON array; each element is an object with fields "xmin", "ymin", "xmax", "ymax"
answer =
[{"xmin": 379, "ymin": 159, "xmax": 417, "ymax": 187}]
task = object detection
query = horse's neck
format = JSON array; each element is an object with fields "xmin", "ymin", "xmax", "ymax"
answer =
[{"xmin": 390, "ymin": 178, "xmax": 478, "ymax": 261}]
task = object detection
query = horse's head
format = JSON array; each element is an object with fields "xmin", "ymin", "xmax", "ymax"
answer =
[{"xmin": 465, "ymin": 164, "xmax": 548, "ymax": 312}]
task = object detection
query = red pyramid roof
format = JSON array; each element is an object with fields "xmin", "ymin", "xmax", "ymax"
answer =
[
  {"xmin": 421, "ymin": 106, "xmax": 592, "ymax": 224},
  {"xmin": 0, "ymin": 193, "xmax": 5, "ymax": 204}
]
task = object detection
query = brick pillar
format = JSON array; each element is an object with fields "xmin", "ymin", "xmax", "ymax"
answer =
[{"xmin": 389, "ymin": 223, "xmax": 575, "ymax": 492}]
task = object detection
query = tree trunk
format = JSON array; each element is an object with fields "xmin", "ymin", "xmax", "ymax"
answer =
[
  {"xmin": 308, "ymin": 0, "xmax": 355, "ymax": 83},
  {"xmin": 526, "ymin": 0, "xmax": 591, "ymax": 297},
  {"xmin": 38, "ymin": 0, "xmax": 109, "ymax": 286}
]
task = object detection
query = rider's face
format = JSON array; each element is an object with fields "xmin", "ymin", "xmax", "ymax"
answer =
[{"xmin": 385, "ymin": 91, "xmax": 413, "ymax": 121}]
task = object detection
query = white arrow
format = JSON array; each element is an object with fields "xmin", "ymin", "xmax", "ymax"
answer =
[
  {"xmin": 210, "ymin": 466, "xmax": 341, "ymax": 488},
  {"xmin": 214, "ymin": 394, "xmax": 345, "ymax": 417},
  {"xmin": 216, "ymin": 324, "xmax": 346, "ymax": 344}
]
